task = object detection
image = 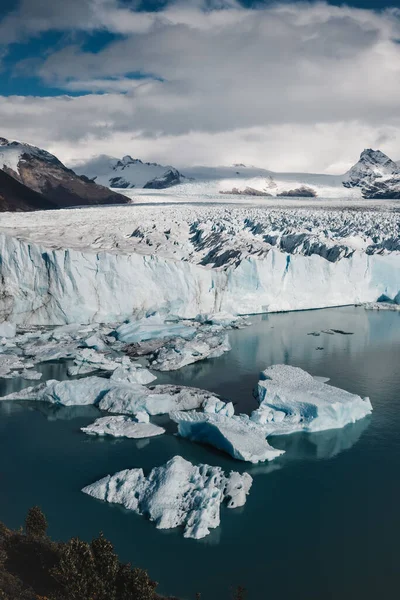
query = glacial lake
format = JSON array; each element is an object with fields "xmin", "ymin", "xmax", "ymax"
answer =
[{"xmin": 0, "ymin": 306, "xmax": 399, "ymax": 600}]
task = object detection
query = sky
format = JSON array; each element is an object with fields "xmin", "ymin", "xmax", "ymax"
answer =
[{"xmin": 0, "ymin": 0, "xmax": 400, "ymax": 173}]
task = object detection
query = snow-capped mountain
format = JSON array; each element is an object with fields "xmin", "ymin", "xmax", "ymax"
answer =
[
  {"xmin": 343, "ymin": 149, "xmax": 400, "ymax": 188},
  {"xmin": 0, "ymin": 138, "xmax": 129, "ymax": 208},
  {"xmin": 75, "ymin": 148, "xmax": 400, "ymax": 199},
  {"xmin": 73, "ymin": 155, "xmax": 187, "ymax": 189}
]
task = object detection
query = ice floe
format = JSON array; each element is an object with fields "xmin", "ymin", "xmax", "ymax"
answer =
[
  {"xmin": 170, "ymin": 411, "xmax": 284, "ymax": 464},
  {"xmin": 82, "ymin": 455, "xmax": 252, "ymax": 539}
]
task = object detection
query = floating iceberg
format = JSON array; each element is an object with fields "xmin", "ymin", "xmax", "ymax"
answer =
[
  {"xmin": 81, "ymin": 415, "xmax": 165, "ymax": 439},
  {"xmin": 170, "ymin": 411, "xmax": 284, "ymax": 464},
  {"xmin": 150, "ymin": 330, "xmax": 231, "ymax": 371},
  {"xmin": 0, "ymin": 376, "xmax": 217, "ymax": 418},
  {"xmin": 252, "ymin": 364, "xmax": 372, "ymax": 433},
  {"xmin": 99, "ymin": 384, "xmax": 219, "ymax": 416},
  {"xmin": 82, "ymin": 455, "xmax": 252, "ymax": 539}
]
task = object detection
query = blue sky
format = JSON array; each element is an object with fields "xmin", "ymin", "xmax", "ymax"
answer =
[{"xmin": 0, "ymin": 0, "xmax": 399, "ymax": 172}]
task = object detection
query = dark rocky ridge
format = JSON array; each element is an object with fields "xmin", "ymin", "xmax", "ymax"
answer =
[
  {"xmin": 0, "ymin": 138, "xmax": 129, "ymax": 209},
  {"xmin": 0, "ymin": 168, "xmax": 57, "ymax": 212}
]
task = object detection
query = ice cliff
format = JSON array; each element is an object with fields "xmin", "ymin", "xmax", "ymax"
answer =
[{"xmin": 0, "ymin": 205, "xmax": 399, "ymax": 325}]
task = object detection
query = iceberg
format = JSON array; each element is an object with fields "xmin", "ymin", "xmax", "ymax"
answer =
[
  {"xmin": 252, "ymin": 364, "xmax": 372, "ymax": 433},
  {"xmin": 170, "ymin": 411, "xmax": 284, "ymax": 464},
  {"xmin": 98, "ymin": 384, "xmax": 219, "ymax": 416},
  {"xmin": 82, "ymin": 455, "xmax": 252, "ymax": 539},
  {"xmin": 150, "ymin": 330, "xmax": 231, "ymax": 371},
  {"xmin": 81, "ymin": 415, "xmax": 165, "ymax": 439},
  {"xmin": 0, "ymin": 376, "xmax": 218, "ymax": 418}
]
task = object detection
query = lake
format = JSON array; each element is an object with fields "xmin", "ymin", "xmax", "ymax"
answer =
[{"xmin": 0, "ymin": 306, "xmax": 399, "ymax": 600}]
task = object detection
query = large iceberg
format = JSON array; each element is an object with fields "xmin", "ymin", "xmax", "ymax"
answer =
[
  {"xmin": 81, "ymin": 414, "xmax": 165, "ymax": 439},
  {"xmin": 82, "ymin": 455, "xmax": 252, "ymax": 539},
  {"xmin": 170, "ymin": 411, "xmax": 284, "ymax": 464},
  {"xmin": 251, "ymin": 364, "xmax": 372, "ymax": 433}
]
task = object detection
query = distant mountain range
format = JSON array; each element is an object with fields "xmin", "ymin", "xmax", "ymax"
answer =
[
  {"xmin": 0, "ymin": 137, "xmax": 129, "ymax": 212},
  {"xmin": 74, "ymin": 148, "xmax": 400, "ymax": 199},
  {"xmin": 1, "ymin": 138, "xmax": 400, "ymax": 212}
]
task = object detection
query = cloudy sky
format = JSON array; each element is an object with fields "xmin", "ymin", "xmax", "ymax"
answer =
[{"xmin": 0, "ymin": 0, "xmax": 399, "ymax": 173}]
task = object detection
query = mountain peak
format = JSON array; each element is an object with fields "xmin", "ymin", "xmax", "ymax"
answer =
[{"xmin": 343, "ymin": 148, "xmax": 399, "ymax": 189}]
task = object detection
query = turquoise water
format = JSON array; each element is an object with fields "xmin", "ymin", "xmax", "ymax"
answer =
[{"xmin": 0, "ymin": 306, "xmax": 399, "ymax": 600}]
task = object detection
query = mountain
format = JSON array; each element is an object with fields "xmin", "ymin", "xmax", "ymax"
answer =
[
  {"xmin": 74, "ymin": 148, "xmax": 400, "ymax": 200},
  {"xmin": 73, "ymin": 155, "xmax": 187, "ymax": 190},
  {"xmin": 0, "ymin": 168, "xmax": 57, "ymax": 212},
  {"xmin": 343, "ymin": 149, "xmax": 400, "ymax": 188},
  {"xmin": 0, "ymin": 138, "xmax": 129, "ymax": 208}
]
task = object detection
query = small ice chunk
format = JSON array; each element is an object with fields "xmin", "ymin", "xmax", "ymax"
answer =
[
  {"xmin": 0, "ymin": 322, "xmax": 16, "ymax": 339},
  {"xmin": 83, "ymin": 334, "xmax": 108, "ymax": 351},
  {"xmin": 203, "ymin": 397, "xmax": 235, "ymax": 417},
  {"xmin": 81, "ymin": 415, "xmax": 165, "ymax": 439},
  {"xmin": 20, "ymin": 369, "xmax": 43, "ymax": 380},
  {"xmin": 82, "ymin": 455, "xmax": 252, "ymax": 539},
  {"xmin": 110, "ymin": 364, "xmax": 156, "ymax": 385},
  {"xmin": 67, "ymin": 349, "xmax": 120, "ymax": 377}
]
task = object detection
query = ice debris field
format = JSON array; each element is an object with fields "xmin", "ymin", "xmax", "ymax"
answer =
[{"xmin": 0, "ymin": 311, "xmax": 373, "ymax": 538}]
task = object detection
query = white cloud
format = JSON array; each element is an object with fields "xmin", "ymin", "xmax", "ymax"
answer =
[{"xmin": 1, "ymin": 1, "xmax": 400, "ymax": 171}]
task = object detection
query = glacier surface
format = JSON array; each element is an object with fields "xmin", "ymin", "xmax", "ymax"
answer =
[
  {"xmin": 0, "ymin": 204, "xmax": 399, "ymax": 324},
  {"xmin": 82, "ymin": 455, "xmax": 252, "ymax": 539}
]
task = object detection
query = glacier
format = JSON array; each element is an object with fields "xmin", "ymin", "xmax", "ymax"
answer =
[
  {"xmin": 0, "ymin": 204, "xmax": 399, "ymax": 325},
  {"xmin": 82, "ymin": 455, "xmax": 252, "ymax": 539}
]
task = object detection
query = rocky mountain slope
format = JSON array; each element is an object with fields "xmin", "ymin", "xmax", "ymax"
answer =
[
  {"xmin": 74, "ymin": 154, "xmax": 187, "ymax": 190},
  {"xmin": 0, "ymin": 168, "xmax": 57, "ymax": 212},
  {"xmin": 0, "ymin": 138, "xmax": 129, "ymax": 208}
]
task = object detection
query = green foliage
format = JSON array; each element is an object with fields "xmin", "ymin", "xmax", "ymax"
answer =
[{"xmin": 25, "ymin": 506, "xmax": 48, "ymax": 539}]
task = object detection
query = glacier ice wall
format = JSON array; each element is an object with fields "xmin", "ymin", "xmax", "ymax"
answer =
[{"xmin": 0, "ymin": 231, "xmax": 399, "ymax": 325}]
